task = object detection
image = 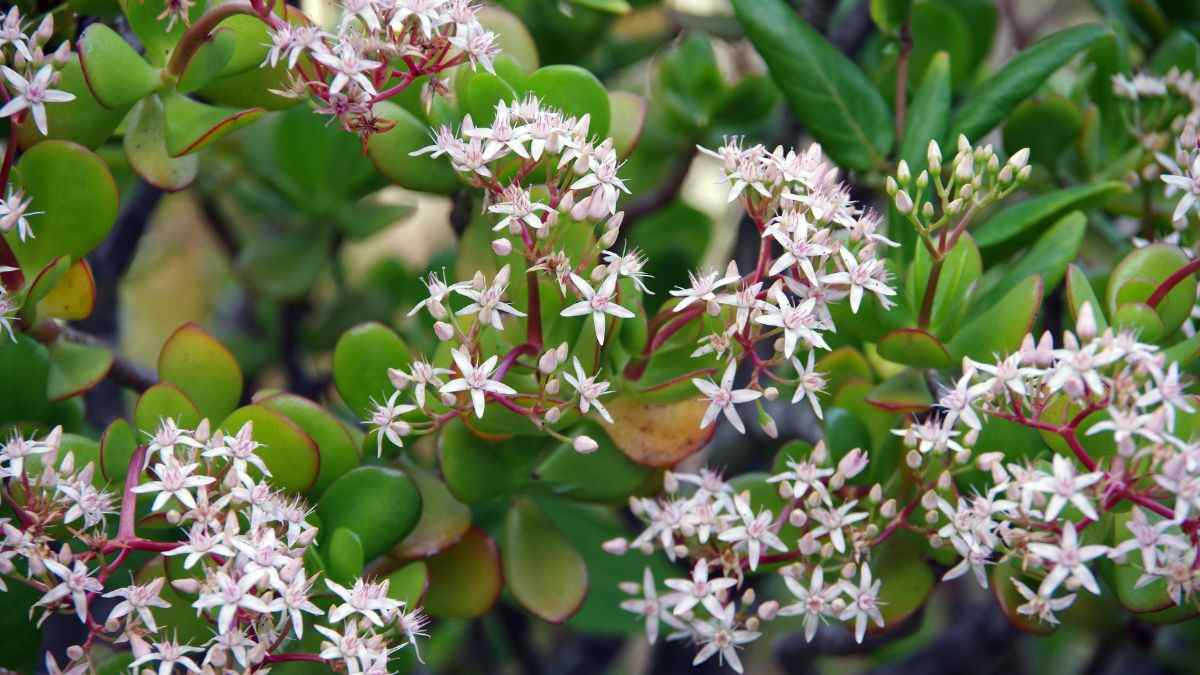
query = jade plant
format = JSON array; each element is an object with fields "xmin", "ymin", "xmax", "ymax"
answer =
[{"xmin": 7, "ymin": 0, "xmax": 1200, "ymax": 673}]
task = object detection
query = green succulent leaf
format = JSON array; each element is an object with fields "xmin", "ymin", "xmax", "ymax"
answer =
[
  {"xmin": 5, "ymin": 140, "xmax": 119, "ymax": 275},
  {"xmin": 392, "ymin": 461, "xmax": 472, "ymax": 560},
  {"xmin": 876, "ymin": 328, "xmax": 951, "ymax": 369},
  {"xmin": 503, "ymin": 499, "xmax": 589, "ymax": 623},
  {"xmin": 258, "ymin": 393, "xmax": 360, "ymax": 497},
  {"xmin": 366, "ymin": 101, "xmax": 461, "ymax": 194},
  {"xmin": 100, "ymin": 418, "xmax": 137, "ymax": 484},
  {"xmin": 332, "ymin": 322, "xmax": 412, "ymax": 418},
  {"xmin": 46, "ymin": 340, "xmax": 113, "ymax": 402},
  {"xmin": 423, "ymin": 527, "xmax": 503, "ymax": 618},
  {"xmin": 731, "ymin": 0, "xmax": 893, "ymax": 171},
  {"xmin": 536, "ymin": 420, "xmax": 653, "ymax": 503},
  {"xmin": 77, "ymin": 23, "xmax": 161, "ymax": 108},
  {"xmin": 134, "ymin": 383, "xmax": 203, "ymax": 433},
  {"xmin": 317, "ymin": 466, "xmax": 422, "ymax": 560},
  {"xmin": 221, "ymin": 404, "xmax": 321, "ymax": 493},
  {"xmin": 1065, "ymin": 264, "xmax": 1109, "ymax": 333},
  {"xmin": 13, "ymin": 58, "xmax": 129, "ymax": 149},
  {"xmin": 124, "ymin": 95, "xmax": 199, "ymax": 192},
  {"xmin": 326, "ymin": 527, "xmax": 365, "ymax": 585},
  {"xmin": 973, "ymin": 181, "xmax": 1128, "ymax": 248},
  {"xmin": 951, "ymin": 23, "xmax": 1111, "ymax": 141},
  {"xmin": 525, "ymin": 64, "xmax": 611, "ymax": 138},
  {"xmin": 162, "ymin": 92, "xmax": 264, "ymax": 157},
  {"xmin": 948, "ymin": 275, "xmax": 1043, "ymax": 362},
  {"xmin": 972, "ymin": 211, "xmax": 1086, "ymax": 312},
  {"xmin": 1106, "ymin": 244, "xmax": 1197, "ymax": 339},
  {"xmin": 158, "ymin": 322, "xmax": 244, "ymax": 423}
]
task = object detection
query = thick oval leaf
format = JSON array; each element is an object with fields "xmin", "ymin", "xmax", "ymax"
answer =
[
  {"xmin": 6, "ymin": 141, "xmax": 119, "ymax": 275},
  {"xmin": 658, "ymin": 34, "xmax": 724, "ymax": 133},
  {"xmin": 326, "ymin": 527, "xmax": 365, "ymax": 584},
  {"xmin": 46, "ymin": 340, "xmax": 113, "ymax": 402},
  {"xmin": 948, "ymin": 275, "xmax": 1043, "ymax": 362},
  {"xmin": 162, "ymin": 92, "xmax": 265, "ymax": 157},
  {"xmin": 125, "ymin": 95, "xmax": 199, "ymax": 192},
  {"xmin": 973, "ymin": 181, "xmax": 1127, "ymax": 248},
  {"xmin": 525, "ymin": 65, "xmax": 611, "ymax": 138},
  {"xmin": 439, "ymin": 419, "xmax": 542, "ymax": 503},
  {"xmin": 119, "ymin": 0, "xmax": 208, "ymax": 67},
  {"xmin": 38, "ymin": 260, "xmax": 96, "ymax": 320},
  {"xmin": 332, "ymin": 322, "xmax": 411, "ymax": 417},
  {"xmin": 134, "ymin": 383, "xmax": 202, "ymax": 433},
  {"xmin": 872, "ymin": 530, "xmax": 935, "ymax": 630},
  {"xmin": 317, "ymin": 466, "xmax": 422, "ymax": 560},
  {"xmin": 971, "ymin": 211, "xmax": 1085, "ymax": 311},
  {"xmin": 386, "ymin": 561, "xmax": 429, "ymax": 608},
  {"xmin": 392, "ymin": 461, "xmax": 471, "ymax": 559},
  {"xmin": 158, "ymin": 322, "xmax": 243, "ymax": 422},
  {"xmin": 14, "ymin": 58, "xmax": 128, "ymax": 149},
  {"xmin": 536, "ymin": 420, "xmax": 652, "ymax": 503},
  {"xmin": 220, "ymin": 405, "xmax": 320, "ymax": 492},
  {"xmin": 216, "ymin": 14, "xmax": 275, "ymax": 76},
  {"xmin": 730, "ymin": 0, "xmax": 893, "ymax": 171},
  {"xmin": 366, "ymin": 101, "xmax": 460, "ymax": 194},
  {"xmin": 77, "ymin": 23, "xmax": 161, "ymax": 108},
  {"xmin": 877, "ymin": 328, "xmax": 951, "ymax": 368},
  {"xmin": 423, "ymin": 527, "xmax": 503, "ymax": 618},
  {"xmin": 599, "ymin": 396, "xmax": 714, "ymax": 468},
  {"xmin": 476, "ymin": 6, "xmax": 539, "ymax": 72},
  {"xmin": 100, "ymin": 418, "xmax": 137, "ymax": 483},
  {"xmin": 258, "ymin": 393, "xmax": 360, "ymax": 497},
  {"xmin": 951, "ymin": 24, "xmax": 1111, "ymax": 141},
  {"xmin": 196, "ymin": 60, "xmax": 304, "ymax": 111},
  {"xmin": 815, "ymin": 347, "xmax": 875, "ymax": 401},
  {"xmin": 1106, "ymin": 244, "xmax": 1197, "ymax": 338},
  {"xmin": 503, "ymin": 499, "xmax": 588, "ymax": 623}
]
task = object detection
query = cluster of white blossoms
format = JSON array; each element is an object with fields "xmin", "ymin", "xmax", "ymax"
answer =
[
  {"xmin": 260, "ymin": 0, "xmax": 499, "ymax": 137},
  {"xmin": 373, "ymin": 95, "xmax": 640, "ymax": 455},
  {"xmin": 899, "ymin": 304, "xmax": 1200, "ymax": 624},
  {"xmin": 605, "ymin": 445, "xmax": 887, "ymax": 673},
  {"xmin": 0, "ymin": 7, "xmax": 74, "ymax": 245},
  {"xmin": 662, "ymin": 138, "xmax": 904, "ymax": 437},
  {"xmin": 0, "ymin": 419, "xmax": 426, "ymax": 673},
  {"xmin": 1110, "ymin": 68, "xmax": 1200, "ymax": 229}
]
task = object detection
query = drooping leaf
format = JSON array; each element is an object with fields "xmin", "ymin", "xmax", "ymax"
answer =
[
  {"xmin": 503, "ymin": 499, "xmax": 588, "ymax": 623},
  {"xmin": 730, "ymin": 0, "xmax": 893, "ymax": 171},
  {"xmin": 158, "ymin": 322, "xmax": 244, "ymax": 422},
  {"xmin": 951, "ymin": 23, "xmax": 1111, "ymax": 141}
]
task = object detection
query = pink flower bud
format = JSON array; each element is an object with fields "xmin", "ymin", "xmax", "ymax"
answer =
[
  {"xmin": 788, "ymin": 509, "xmax": 807, "ymax": 528},
  {"xmin": 837, "ymin": 447, "xmax": 868, "ymax": 478},
  {"xmin": 1076, "ymin": 301, "xmax": 1098, "ymax": 341},
  {"xmin": 172, "ymin": 577, "xmax": 201, "ymax": 594},
  {"xmin": 538, "ymin": 350, "xmax": 559, "ymax": 374},
  {"xmin": 545, "ymin": 377, "xmax": 560, "ymax": 395},
  {"xmin": 388, "ymin": 367, "xmax": 410, "ymax": 390},
  {"xmin": 491, "ymin": 238, "xmax": 512, "ymax": 256},
  {"xmin": 758, "ymin": 600, "xmax": 780, "ymax": 621},
  {"xmin": 601, "ymin": 537, "xmax": 628, "ymax": 555},
  {"xmin": 545, "ymin": 406, "xmax": 561, "ymax": 423},
  {"xmin": 434, "ymin": 321, "xmax": 455, "ymax": 341},
  {"xmin": 573, "ymin": 435, "xmax": 598, "ymax": 453}
]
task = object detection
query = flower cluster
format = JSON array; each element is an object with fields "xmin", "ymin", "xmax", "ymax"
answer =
[
  {"xmin": 659, "ymin": 137, "xmax": 904, "ymax": 436},
  {"xmin": 0, "ymin": 419, "xmax": 426, "ymax": 673},
  {"xmin": 1110, "ymin": 69, "xmax": 1200, "ymax": 230},
  {"xmin": 372, "ymin": 95, "xmax": 637, "ymax": 454},
  {"xmin": 896, "ymin": 304, "xmax": 1200, "ymax": 623},
  {"xmin": 0, "ymin": 7, "xmax": 74, "ymax": 245},
  {"xmin": 258, "ymin": 0, "xmax": 498, "ymax": 138},
  {"xmin": 606, "ymin": 446, "xmax": 887, "ymax": 672}
]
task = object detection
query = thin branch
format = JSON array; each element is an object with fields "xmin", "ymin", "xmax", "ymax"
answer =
[{"xmin": 33, "ymin": 321, "xmax": 158, "ymax": 393}]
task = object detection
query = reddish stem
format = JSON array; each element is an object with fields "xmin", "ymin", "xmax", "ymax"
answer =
[
  {"xmin": 493, "ymin": 343, "xmax": 537, "ymax": 381},
  {"xmin": 1147, "ymin": 258, "xmax": 1200, "ymax": 309},
  {"xmin": 526, "ymin": 270, "xmax": 542, "ymax": 348},
  {"xmin": 117, "ymin": 445, "xmax": 148, "ymax": 540}
]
